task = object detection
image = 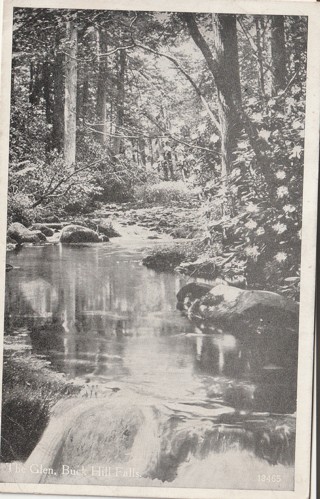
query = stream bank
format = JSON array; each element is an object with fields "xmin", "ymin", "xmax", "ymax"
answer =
[{"xmin": 1, "ymin": 338, "xmax": 81, "ymax": 462}]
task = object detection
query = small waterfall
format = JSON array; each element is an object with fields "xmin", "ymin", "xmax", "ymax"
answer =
[
  {"xmin": 4, "ymin": 388, "xmax": 294, "ymax": 490},
  {"xmin": 128, "ymin": 405, "xmax": 162, "ymax": 475}
]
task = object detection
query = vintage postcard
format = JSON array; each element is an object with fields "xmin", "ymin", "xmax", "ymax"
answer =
[{"xmin": 0, "ymin": 0, "xmax": 318, "ymax": 497}]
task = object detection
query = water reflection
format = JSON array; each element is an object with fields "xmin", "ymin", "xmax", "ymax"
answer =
[{"xmin": 5, "ymin": 243, "xmax": 297, "ymax": 472}]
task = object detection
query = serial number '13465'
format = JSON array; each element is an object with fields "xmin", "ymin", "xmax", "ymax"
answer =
[{"xmin": 258, "ymin": 474, "xmax": 282, "ymax": 483}]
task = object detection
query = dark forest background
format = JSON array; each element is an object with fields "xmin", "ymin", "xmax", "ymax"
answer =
[{"xmin": 8, "ymin": 10, "xmax": 307, "ymax": 298}]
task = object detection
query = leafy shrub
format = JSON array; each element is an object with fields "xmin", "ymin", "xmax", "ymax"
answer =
[
  {"xmin": 7, "ymin": 192, "xmax": 34, "ymax": 227},
  {"xmin": 134, "ymin": 181, "xmax": 196, "ymax": 205}
]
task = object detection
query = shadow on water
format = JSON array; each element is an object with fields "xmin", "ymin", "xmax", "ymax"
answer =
[{"xmin": 4, "ymin": 243, "xmax": 298, "ymax": 488}]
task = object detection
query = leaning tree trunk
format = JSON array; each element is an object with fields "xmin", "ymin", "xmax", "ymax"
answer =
[
  {"xmin": 271, "ymin": 16, "xmax": 286, "ymax": 94},
  {"xmin": 184, "ymin": 13, "xmax": 242, "ymax": 211},
  {"xmin": 64, "ymin": 20, "xmax": 78, "ymax": 167},
  {"xmin": 95, "ymin": 27, "xmax": 108, "ymax": 144}
]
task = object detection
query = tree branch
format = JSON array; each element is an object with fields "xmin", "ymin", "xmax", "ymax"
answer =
[
  {"xmin": 181, "ymin": 13, "xmax": 226, "ymax": 91},
  {"xmin": 133, "ymin": 41, "xmax": 220, "ymax": 132},
  {"xmin": 141, "ymin": 110, "xmax": 220, "ymax": 157},
  {"xmin": 237, "ymin": 18, "xmax": 274, "ymax": 76},
  {"xmin": 30, "ymin": 155, "xmax": 110, "ymax": 208},
  {"xmin": 85, "ymin": 118, "xmax": 220, "ymax": 157}
]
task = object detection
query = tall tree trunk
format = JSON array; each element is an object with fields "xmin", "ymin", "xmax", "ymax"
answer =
[
  {"xmin": 51, "ymin": 33, "xmax": 64, "ymax": 153},
  {"xmin": 139, "ymin": 138, "xmax": 146, "ymax": 167},
  {"xmin": 168, "ymin": 151, "xmax": 175, "ymax": 180},
  {"xmin": 149, "ymin": 138, "xmax": 154, "ymax": 169},
  {"xmin": 113, "ymin": 49, "xmax": 126, "ymax": 155},
  {"xmin": 43, "ymin": 59, "xmax": 53, "ymax": 152},
  {"xmin": 255, "ymin": 17, "xmax": 266, "ymax": 101},
  {"xmin": 52, "ymin": 49, "xmax": 64, "ymax": 152},
  {"xmin": 82, "ymin": 77, "xmax": 89, "ymax": 121},
  {"xmin": 271, "ymin": 16, "xmax": 286, "ymax": 94},
  {"xmin": 29, "ymin": 62, "xmax": 42, "ymax": 105},
  {"xmin": 95, "ymin": 28, "xmax": 108, "ymax": 144},
  {"xmin": 64, "ymin": 20, "xmax": 78, "ymax": 167},
  {"xmin": 43, "ymin": 60, "xmax": 52, "ymax": 124},
  {"xmin": 76, "ymin": 29, "xmax": 84, "ymax": 126},
  {"xmin": 11, "ymin": 58, "xmax": 16, "ymax": 106},
  {"xmin": 211, "ymin": 14, "xmax": 242, "ymax": 188}
]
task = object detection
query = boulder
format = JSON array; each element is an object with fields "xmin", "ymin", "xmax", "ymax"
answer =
[
  {"xmin": 72, "ymin": 219, "xmax": 94, "ymax": 229},
  {"xmin": 39, "ymin": 215, "xmax": 61, "ymax": 223},
  {"xmin": 97, "ymin": 220, "xmax": 121, "ymax": 238},
  {"xmin": 60, "ymin": 225, "xmax": 101, "ymax": 243},
  {"xmin": 187, "ymin": 284, "xmax": 299, "ymax": 328},
  {"xmin": 177, "ymin": 282, "xmax": 212, "ymax": 310},
  {"xmin": 31, "ymin": 224, "xmax": 55, "ymax": 237},
  {"xmin": 7, "ymin": 222, "xmax": 46, "ymax": 244},
  {"xmin": 7, "ymin": 236, "xmax": 17, "ymax": 245},
  {"xmin": 35, "ymin": 222, "xmax": 66, "ymax": 230},
  {"xmin": 143, "ymin": 250, "xmax": 185, "ymax": 272},
  {"xmin": 32, "ymin": 230, "xmax": 47, "ymax": 242}
]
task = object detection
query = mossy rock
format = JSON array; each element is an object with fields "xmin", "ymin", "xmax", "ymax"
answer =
[
  {"xmin": 60, "ymin": 225, "xmax": 101, "ymax": 243},
  {"xmin": 7, "ymin": 222, "xmax": 46, "ymax": 244},
  {"xmin": 31, "ymin": 224, "xmax": 55, "ymax": 237},
  {"xmin": 143, "ymin": 250, "xmax": 185, "ymax": 272}
]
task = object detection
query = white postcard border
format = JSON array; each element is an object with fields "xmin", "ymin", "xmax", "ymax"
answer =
[{"xmin": 0, "ymin": 0, "xmax": 319, "ymax": 497}]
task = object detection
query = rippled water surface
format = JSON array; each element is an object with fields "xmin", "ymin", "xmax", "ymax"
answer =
[{"xmin": 4, "ymin": 241, "xmax": 298, "ymax": 489}]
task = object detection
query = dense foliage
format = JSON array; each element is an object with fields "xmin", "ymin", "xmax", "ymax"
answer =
[{"xmin": 8, "ymin": 9, "xmax": 307, "ymax": 297}]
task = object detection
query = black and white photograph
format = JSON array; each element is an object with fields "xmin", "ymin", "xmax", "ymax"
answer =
[{"xmin": 0, "ymin": 0, "xmax": 318, "ymax": 497}]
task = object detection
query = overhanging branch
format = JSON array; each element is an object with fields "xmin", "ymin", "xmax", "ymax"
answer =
[{"xmin": 133, "ymin": 41, "xmax": 220, "ymax": 132}]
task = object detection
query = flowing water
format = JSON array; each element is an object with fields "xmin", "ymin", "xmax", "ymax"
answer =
[{"xmin": 3, "ymin": 236, "xmax": 298, "ymax": 490}]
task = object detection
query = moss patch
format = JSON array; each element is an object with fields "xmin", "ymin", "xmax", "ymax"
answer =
[{"xmin": 1, "ymin": 354, "xmax": 80, "ymax": 462}]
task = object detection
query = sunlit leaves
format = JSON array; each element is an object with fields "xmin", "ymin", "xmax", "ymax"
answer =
[
  {"xmin": 210, "ymin": 133, "xmax": 220, "ymax": 144},
  {"xmin": 251, "ymin": 112, "xmax": 264, "ymax": 123},
  {"xmin": 258, "ymin": 129, "xmax": 271, "ymax": 141},
  {"xmin": 289, "ymin": 145, "xmax": 303, "ymax": 159}
]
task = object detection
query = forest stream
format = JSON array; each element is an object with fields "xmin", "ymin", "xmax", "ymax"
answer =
[
  {"xmin": 1, "ymin": 7, "xmax": 309, "ymax": 492},
  {"xmin": 2, "ymin": 226, "xmax": 297, "ymax": 491}
]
